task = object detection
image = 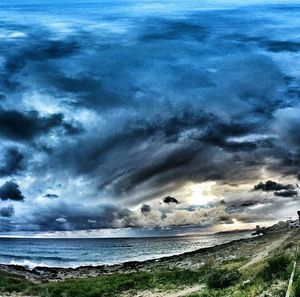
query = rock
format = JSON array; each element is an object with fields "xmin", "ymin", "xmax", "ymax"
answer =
[
  {"xmin": 242, "ymin": 279, "xmax": 251, "ymax": 286},
  {"xmin": 260, "ymin": 291, "xmax": 271, "ymax": 297}
]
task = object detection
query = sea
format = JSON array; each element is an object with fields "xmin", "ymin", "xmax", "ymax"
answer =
[{"xmin": 0, "ymin": 232, "xmax": 252, "ymax": 268}]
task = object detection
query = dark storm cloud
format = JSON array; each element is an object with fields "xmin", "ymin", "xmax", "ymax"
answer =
[
  {"xmin": 228, "ymin": 34, "xmax": 300, "ymax": 53},
  {"xmin": 105, "ymin": 145, "xmax": 199, "ymax": 194},
  {"xmin": 43, "ymin": 193, "xmax": 59, "ymax": 199},
  {"xmin": 130, "ymin": 112, "xmax": 260, "ymax": 149},
  {"xmin": 274, "ymin": 189, "xmax": 298, "ymax": 197},
  {"xmin": 0, "ymin": 147, "xmax": 25, "ymax": 176},
  {"xmin": 263, "ymin": 41, "xmax": 300, "ymax": 53},
  {"xmin": 140, "ymin": 19, "xmax": 207, "ymax": 42},
  {"xmin": 5, "ymin": 38, "xmax": 79, "ymax": 71},
  {"xmin": 61, "ymin": 53, "xmax": 282, "ymax": 194},
  {"xmin": 51, "ymin": 111, "xmax": 209, "ymax": 179},
  {"xmin": 53, "ymin": 104, "xmax": 273, "ymax": 199},
  {"xmin": 0, "ymin": 29, "xmax": 81, "ymax": 93},
  {"xmin": 19, "ymin": 203, "xmax": 135, "ymax": 231},
  {"xmin": 266, "ymin": 154, "xmax": 300, "ymax": 180},
  {"xmin": 141, "ymin": 204, "xmax": 151, "ymax": 214},
  {"xmin": 0, "ymin": 108, "xmax": 80, "ymax": 141},
  {"xmin": 224, "ymin": 201, "xmax": 257, "ymax": 213},
  {"xmin": 0, "ymin": 181, "xmax": 24, "ymax": 201},
  {"xmin": 163, "ymin": 196, "xmax": 179, "ymax": 204},
  {"xmin": 221, "ymin": 193, "xmax": 263, "ymax": 212},
  {"xmin": 3, "ymin": 19, "xmax": 207, "ymax": 111},
  {"xmin": 252, "ymin": 180, "xmax": 295, "ymax": 192},
  {"xmin": 200, "ymin": 120, "xmax": 259, "ymax": 149},
  {"xmin": 38, "ymin": 71, "xmax": 127, "ymax": 110},
  {"xmin": 0, "ymin": 206, "xmax": 14, "ymax": 217},
  {"xmin": 31, "ymin": 55, "xmax": 285, "ymax": 206}
]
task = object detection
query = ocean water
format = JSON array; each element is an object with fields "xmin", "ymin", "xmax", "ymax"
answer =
[{"xmin": 0, "ymin": 232, "xmax": 251, "ymax": 268}]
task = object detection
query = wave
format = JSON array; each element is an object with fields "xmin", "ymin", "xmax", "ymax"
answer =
[
  {"xmin": 6, "ymin": 259, "xmax": 114, "ymax": 269},
  {"xmin": 0, "ymin": 253, "xmax": 76, "ymax": 262},
  {"xmin": 9, "ymin": 260, "xmax": 50, "ymax": 269}
]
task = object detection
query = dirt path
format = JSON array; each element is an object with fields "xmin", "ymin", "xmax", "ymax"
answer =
[
  {"xmin": 121, "ymin": 284, "xmax": 205, "ymax": 297},
  {"xmin": 240, "ymin": 233, "xmax": 290, "ymax": 270}
]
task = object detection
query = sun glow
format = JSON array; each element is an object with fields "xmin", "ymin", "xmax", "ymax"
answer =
[{"xmin": 185, "ymin": 181, "xmax": 218, "ymax": 205}]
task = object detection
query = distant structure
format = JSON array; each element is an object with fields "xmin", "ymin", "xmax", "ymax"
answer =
[
  {"xmin": 288, "ymin": 210, "xmax": 300, "ymax": 228},
  {"xmin": 270, "ymin": 211, "xmax": 300, "ymax": 230},
  {"xmin": 255, "ymin": 211, "xmax": 300, "ymax": 232},
  {"xmin": 252, "ymin": 225, "xmax": 266, "ymax": 236}
]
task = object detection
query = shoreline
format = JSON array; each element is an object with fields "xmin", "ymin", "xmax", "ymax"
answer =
[
  {"xmin": 0, "ymin": 230, "xmax": 253, "ymax": 271},
  {"xmin": 0, "ymin": 228, "xmax": 286, "ymax": 281}
]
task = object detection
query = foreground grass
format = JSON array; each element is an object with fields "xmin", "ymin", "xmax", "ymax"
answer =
[
  {"xmin": 32, "ymin": 269, "xmax": 207, "ymax": 297},
  {"xmin": 0, "ymin": 268, "xmax": 209, "ymax": 297},
  {"xmin": 196, "ymin": 248, "xmax": 295, "ymax": 297},
  {"xmin": 293, "ymin": 274, "xmax": 300, "ymax": 297},
  {"xmin": 0, "ymin": 271, "xmax": 36, "ymax": 294}
]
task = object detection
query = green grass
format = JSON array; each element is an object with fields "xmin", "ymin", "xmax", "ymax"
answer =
[
  {"xmin": 292, "ymin": 273, "xmax": 300, "ymax": 297},
  {"xmin": 221, "ymin": 256, "xmax": 249, "ymax": 265},
  {"xmin": 25, "ymin": 268, "xmax": 208, "ymax": 297},
  {"xmin": 257, "ymin": 254, "xmax": 290, "ymax": 281},
  {"xmin": 0, "ymin": 271, "xmax": 34, "ymax": 293},
  {"xmin": 292, "ymin": 249, "xmax": 300, "ymax": 297},
  {"xmin": 194, "ymin": 252, "xmax": 293, "ymax": 297},
  {"xmin": 206, "ymin": 269, "xmax": 241, "ymax": 289}
]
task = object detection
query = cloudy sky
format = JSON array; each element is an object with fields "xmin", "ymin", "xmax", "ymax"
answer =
[{"xmin": 0, "ymin": 0, "xmax": 300, "ymax": 236}]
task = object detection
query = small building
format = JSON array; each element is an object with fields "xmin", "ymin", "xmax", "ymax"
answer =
[{"xmin": 288, "ymin": 210, "xmax": 300, "ymax": 228}]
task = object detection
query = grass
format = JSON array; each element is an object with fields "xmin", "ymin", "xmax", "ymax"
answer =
[
  {"xmin": 35, "ymin": 269, "xmax": 207, "ymax": 297},
  {"xmin": 292, "ymin": 248, "xmax": 300, "ymax": 297},
  {"xmin": 196, "ymin": 278, "xmax": 268, "ymax": 297},
  {"xmin": 206, "ymin": 269, "xmax": 241, "ymax": 289},
  {"xmin": 21, "ymin": 268, "xmax": 208, "ymax": 297},
  {"xmin": 257, "ymin": 254, "xmax": 290, "ymax": 281},
  {"xmin": 0, "ymin": 271, "xmax": 35, "ymax": 293},
  {"xmin": 292, "ymin": 274, "xmax": 300, "ymax": 297},
  {"xmin": 221, "ymin": 256, "xmax": 249, "ymax": 265},
  {"xmin": 194, "ymin": 252, "xmax": 293, "ymax": 297}
]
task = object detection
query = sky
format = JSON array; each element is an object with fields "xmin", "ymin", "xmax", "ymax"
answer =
[{"xmin": 0, "ymin": 0, "xmax": 300, "ymax": 236}]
